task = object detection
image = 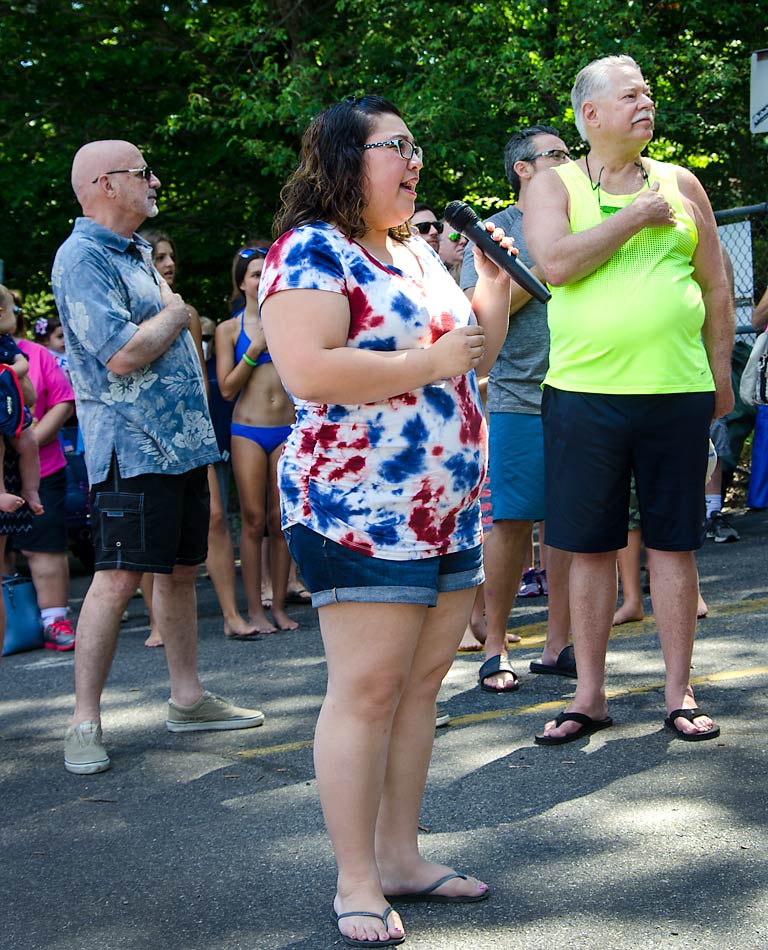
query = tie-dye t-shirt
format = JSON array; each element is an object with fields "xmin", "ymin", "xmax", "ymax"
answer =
[{"xmin": 259, "ymin": 222, "xmax": 487, "ymax": 560}]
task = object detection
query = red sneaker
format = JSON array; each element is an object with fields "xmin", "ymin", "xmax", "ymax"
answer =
[{"xmin": 43, "ymin": 617, "xmax": 76, "ymax": 651}]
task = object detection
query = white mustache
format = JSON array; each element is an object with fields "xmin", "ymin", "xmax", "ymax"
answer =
[{"xmin": 632, "ymin": 110, "xmax": 654, "ymax": 124}]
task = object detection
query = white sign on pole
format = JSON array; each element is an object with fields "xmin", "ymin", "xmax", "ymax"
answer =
[{"xmin": 751, "ymin": 49, "xmax": 768, "ymax": 133}]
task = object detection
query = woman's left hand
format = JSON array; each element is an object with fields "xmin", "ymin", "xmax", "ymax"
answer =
[{"xmin": 472, "ymin": 222, "xmax": 516, "ymax": 284}]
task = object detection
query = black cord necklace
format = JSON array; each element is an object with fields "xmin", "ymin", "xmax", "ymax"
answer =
[
  {"xmin": 585, "ymin": 155, "xmax": 650, "ymax": 214},
  {"xmin": 585, "ymin": 155, "xmax": 650, "ymax": 190},
  {"xmin": 585, "ymin": 153, "xmax": 602, "ymax": 191}
]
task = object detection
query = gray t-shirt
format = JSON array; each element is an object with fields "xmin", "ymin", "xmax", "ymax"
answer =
[{"xmin": 459, "ymin": 205, "xmax": 549, "ymax": 414}]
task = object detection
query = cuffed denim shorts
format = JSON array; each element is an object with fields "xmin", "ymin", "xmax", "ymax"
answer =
[{"xmin": 285, "ymin": 522, "xmax": 484, "ymax": 608}]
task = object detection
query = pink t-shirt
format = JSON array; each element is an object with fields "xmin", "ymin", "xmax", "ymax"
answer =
[{"xmin": 16, "ymin": 339, "xmax": 75, "ymax": 478}]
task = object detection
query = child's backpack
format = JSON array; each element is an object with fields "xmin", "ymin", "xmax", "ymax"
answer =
[{"xmin": 0, "ymin": 365, "xmax": 24, "ymax": 439}]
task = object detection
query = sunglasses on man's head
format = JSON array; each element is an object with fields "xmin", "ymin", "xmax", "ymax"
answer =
[{"xmin": 413, "ymin": 221, "xmax": 443, "ymax": 235}]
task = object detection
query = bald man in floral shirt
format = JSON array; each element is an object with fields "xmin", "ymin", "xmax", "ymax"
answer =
[{"xmin": 53, "ymin": 139, "xmax": 264, "ymax": 776}]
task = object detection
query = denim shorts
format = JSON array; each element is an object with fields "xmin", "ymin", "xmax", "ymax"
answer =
[{"xmin": 285, "ymin": 523, "xmax": 484, "ymax": 608}]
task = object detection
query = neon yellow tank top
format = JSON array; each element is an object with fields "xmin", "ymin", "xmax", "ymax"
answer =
[{"xmin": 543, "ymin": 158, "xmax": 714, "ymax": 394}]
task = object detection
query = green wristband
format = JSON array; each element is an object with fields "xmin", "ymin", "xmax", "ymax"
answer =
[{"xmin": 242, "ymin": 353, "xmax": 258, "ymax": 368}]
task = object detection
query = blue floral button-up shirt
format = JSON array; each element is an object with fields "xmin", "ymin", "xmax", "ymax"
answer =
[{"xmin": 52, "ymin": 217, "xmax": 219, "ymax": 482}]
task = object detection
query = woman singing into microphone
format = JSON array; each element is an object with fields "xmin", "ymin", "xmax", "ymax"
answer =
[{"xmin": 259, "ymin": 95, "xmax": 512, "ymax": 948}]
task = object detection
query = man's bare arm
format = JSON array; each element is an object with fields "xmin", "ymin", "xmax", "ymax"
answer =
[
  {"xmin": 680, "ymin": 167, "xmax": 735, "ymax": 419},
  {"xmin": 524, "ymin": 169, "xmax": 676, "ymax": 286},
  {"xmin": 106, "ymin": 280, "xmax": 190, "ymax": 375},
  {"xmin": 752, "ymin": 286, "xmax": 768, "ymax": 332}
]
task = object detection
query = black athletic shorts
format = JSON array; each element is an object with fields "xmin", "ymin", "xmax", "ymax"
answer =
[
  {"xmin": 90, "ymin": 457, "xmax": 210, "ymax": 573},
  {"xmin": 542, "ymin": 387, "xmax": 714, "ymax": 553}
]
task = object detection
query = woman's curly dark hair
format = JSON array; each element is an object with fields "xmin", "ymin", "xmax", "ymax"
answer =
[{"xmin": 274, "ymin": 95, "xmax": 413, "ymax": 244}]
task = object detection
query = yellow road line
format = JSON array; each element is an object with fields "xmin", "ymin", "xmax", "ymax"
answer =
[
  {"xmin": 238, "ymin": 738, "xmax": 316, "ymax": 758},
  {"xmin": 483, "ymin": 594, "xmax": 768, "ymax": 651},
  {"xmin": 237, "ymin": 665, "xmax": 768, "ymax": 758}
]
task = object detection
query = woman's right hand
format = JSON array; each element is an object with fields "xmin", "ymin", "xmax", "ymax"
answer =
[
  {"xmin": 246, "ymin": 324, "xmax": 268, "ymax": 361},
  {"xmin": 429, "ymin": 324, "xmax": 485, "ymax": 379}
]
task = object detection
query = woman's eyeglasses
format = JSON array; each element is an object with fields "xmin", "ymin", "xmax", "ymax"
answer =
[
  {"xmin": 412, "ymin": 221, "xmax": 443, "ymax": 235},
  {"xmin": 447, "ymin": 231, "xmax": 463, "ymax": 243},
  {"xmin": 238, "ymin": 247, "xmax": 269, "ymax": 260},
  {"xmin": 363, "ymin": 139, "xmax": 423, "ymax": 162}
]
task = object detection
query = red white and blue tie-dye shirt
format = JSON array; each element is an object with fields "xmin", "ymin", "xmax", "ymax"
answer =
[{"xmin": 259, "ymin": 222, "xmax": 488, "ymax": 560}]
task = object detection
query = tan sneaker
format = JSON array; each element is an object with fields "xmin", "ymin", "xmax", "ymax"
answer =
[
  {"xmin": 165, "ymin": 690, "xmax": 265, "ymax": 732},
  {"xmin": 64, "ymin": 721, "xmax": 110, "ymax": 774}
]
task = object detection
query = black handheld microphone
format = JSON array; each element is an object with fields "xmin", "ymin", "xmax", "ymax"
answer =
[{"xmin": 443, "ymin": 200, "xmax": 551, "ymax": 304}]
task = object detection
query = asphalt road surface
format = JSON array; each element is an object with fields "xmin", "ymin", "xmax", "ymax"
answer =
[{"xmin": 2, "ymin": 508, "xmax": 767, "ymax": 950}]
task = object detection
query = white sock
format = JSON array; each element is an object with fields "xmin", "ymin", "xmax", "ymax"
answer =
[
  {"xmin": 705, "ymin": 494, "xmax": 722, "ymax": 517},
  {"xmin": 41, "ymin": 607, "xmax": 67, "ymax": 626}
]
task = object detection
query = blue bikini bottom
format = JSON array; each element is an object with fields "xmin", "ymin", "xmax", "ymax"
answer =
[{"xmin": 231, "ymin": 422, "xmax": 292, "ymax": 455}]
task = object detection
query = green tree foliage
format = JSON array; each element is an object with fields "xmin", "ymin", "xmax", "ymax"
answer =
[{"xmin": 1, "ymin": 0, "xmax": 766, "ymax": 315}]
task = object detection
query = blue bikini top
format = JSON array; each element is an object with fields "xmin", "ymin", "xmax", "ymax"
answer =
[{"xmin": 234, "ymin": 309, "xmax": 272, "ymax": 367}]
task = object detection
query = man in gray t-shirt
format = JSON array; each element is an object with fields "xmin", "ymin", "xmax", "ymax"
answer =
[{"xmin": 460, "ymin": 126, "xmax": 575, "ymax": 692}]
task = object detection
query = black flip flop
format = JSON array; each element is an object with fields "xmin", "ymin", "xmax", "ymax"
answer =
[
  {"xmin": 529, "ymin": 644, "xmax": 577, "ymax": 678},
  {"xmin": 664, "ymin": 706, "xmax": 720, "ymax": 741},
  {"xmin": 478, "ymin": 654, "xmax": 519, "ymax": 693},
  {"xmin": 534, "ymin": 711, "xmax": 613, "ymax": 745}
]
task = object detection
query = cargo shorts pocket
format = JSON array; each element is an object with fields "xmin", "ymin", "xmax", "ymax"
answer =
[{"xmin": 95, "ymin": 492, "xmax": 145, "ymax": 553}]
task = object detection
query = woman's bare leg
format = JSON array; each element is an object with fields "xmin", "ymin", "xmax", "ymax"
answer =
[
  {"xmin": 141, "ymin": 573, "xmax": 163, "ymax": 647},
  {"xmin": 204, "ymin": 467, "xmax": 258, "ymax": 637},
  {"xmin": 376, "ymin": 588, "xmax": 489, "ymax": 900},
  {"xmin": 231, "ymin": 434, "xmax": 275, "ymax": 633},
  {"xmin": 316, "ymin": 601, "xmax": 423, "ymax": 944},
  {"xmin": 613, "ymin": 528, "xmax": 645, "ymax": 625},
  {"xmin": 265, "ymin": 444, "xmax": 297, "ymax": 631}
]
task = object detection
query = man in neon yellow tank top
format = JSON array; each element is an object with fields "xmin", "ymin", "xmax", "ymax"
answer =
[{"xmin": 524, "ymin": 55, "xmax": 734, "ymax": 745}]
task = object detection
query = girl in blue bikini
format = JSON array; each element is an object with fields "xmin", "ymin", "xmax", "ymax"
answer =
[{"xmin": 216, "ymin": 246, "xmax": 298, "ymax": 632}]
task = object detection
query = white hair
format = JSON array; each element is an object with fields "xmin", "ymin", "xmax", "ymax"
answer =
[{"xmin": 571, "ymin": 55, "xmax": 642, "ymax": 141}]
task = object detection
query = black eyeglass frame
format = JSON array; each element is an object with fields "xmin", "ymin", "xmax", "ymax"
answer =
[
  {"xmin": 362, "ymin": 139, "xmax": 423, "ymax": 162},
  {"xmin": 524, "ymin": 148, "xmax": 571, "ymax": 163},
  {"xmin": 91, "ymin": 165, "xmax": 154, "ymax": 184},
  {"xmin": 412, "ymin": 221, "xmax": 443, "ymax": 235}
]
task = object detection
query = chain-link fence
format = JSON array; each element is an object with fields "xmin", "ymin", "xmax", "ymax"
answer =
[
  {"xmin": 715, "ymin": 201, "xmax": 768, "ymax": 338},
  {"xmin": 714, "ymin": 202, "xmax": 768, "ymax": 491}
]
